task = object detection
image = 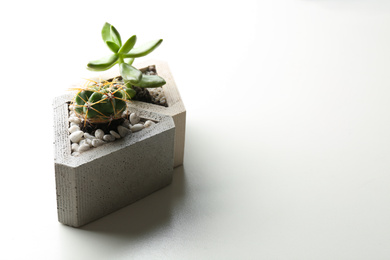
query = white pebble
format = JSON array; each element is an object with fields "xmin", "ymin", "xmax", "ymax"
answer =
[
  {"xmin": 69, "ymin": 116, "xmax": 81, "ymax": 124},
  {"xmin": 103, "ymin": 134, "xmax": 115, "ymax": 142},
  {"xmin": 72, "ymin": 152, "xmax": 80, "ymax": 156},
  {"xmin": 92, "ymin": 139, "xmax": 105, "ymax": 147},
  {"xmin": 84, "ymin": 133, "xmax": 95, "ymax": 139},
  {"xmin": 95, "ymin": 129, "xmax": 104, "ymax": 139},
  {"xmin": 69, "ymin": 104, "xmax": 74, "ymax": 111},
  {"xmin": 68, "ymin": 125, "xmax": 80, "ymax": 133},
  {"xmin": 117, "ymin": 125, "xmax": 131, "ymax": 137},
  {"xmin": 144, "ymin": 120, "xmax": 155, "ymax": 128},
  {"xmin": 78, "ymin": 143, "xmax": 91, "ymax": 152},
  {"xmin": 69, "ymin": 130, "xmax": 84, "ymax": 143},
  {"xmin": 110, "ymin": 130, "xmax": 121, "ymax": 139},
  {"xmin": 130, "ymin": 124, "xmax": 144, "ymax": 132},
  {"xmin": 130, "ymin": 113, "xmax": 140, "ymax": 125},
  {"xmin": 71, "ymin": 143, "xmax": 79, "ymax": 152},
  {"xmin": 121, "ymin": 111, "xmax": 129, "ymax": 118}
]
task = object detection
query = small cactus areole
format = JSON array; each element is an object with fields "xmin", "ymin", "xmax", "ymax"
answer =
[{"xmin": 72, "ymin": 79, "xmax": 131, "ymax": 124}]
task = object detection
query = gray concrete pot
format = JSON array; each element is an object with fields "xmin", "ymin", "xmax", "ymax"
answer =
[
  {"xmin": 53, "ymin": 94, "xmax": 175, "ymax": 227},
  {"xmin": 73, "ymin": 60, "xmax": 186, "ymax": 168}
]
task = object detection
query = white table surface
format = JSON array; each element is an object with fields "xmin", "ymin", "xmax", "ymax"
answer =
[{"xmin": 2, "ymin": 0, "xmax": 390, "ymax": 259}]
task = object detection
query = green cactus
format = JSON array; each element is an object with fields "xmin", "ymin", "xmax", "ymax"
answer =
[{"xmin": 72, "ymin": 79, "xmax": 132, "ymax": 124}]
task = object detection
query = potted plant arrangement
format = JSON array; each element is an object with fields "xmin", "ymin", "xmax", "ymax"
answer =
[
  {"xmin": 53, "ymin": 23, "xmax": 184, "ymax": 227},
  {"xmin": 81, "ymin": 22, "xmax": 186, "ymax": 167}
]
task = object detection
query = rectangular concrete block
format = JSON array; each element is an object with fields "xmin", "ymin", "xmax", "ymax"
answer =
[
  {"xmin": 53, "ymin": 94, "xmax": 175, "ymax": 227},
  {"xmin": 72, "ymin": 60, "xmax": 186, "ymax": 168}
]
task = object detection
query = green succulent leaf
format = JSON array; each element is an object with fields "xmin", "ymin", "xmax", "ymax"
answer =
[
  {"xmin": 136, "ymin": 74, "xmax": 166, "ymax": 88},
  {"xmin": 87, "ymin": 54, "xmax": 119, "ymax": 71},
  {"xmin": 110, "ymin": 25, "xmax": 122, "ymax": 47},
  {"xmin": 119, "ymin": 63, "xmax": 142, "ymax": 83},
  {"xmin": 102, "ymin": 22, "xmax": 122, "ymax": 48},
  {"xmin": 123, "ymin": 39, "xmax": 163, "ymax": 58},
  {"xmin": 119, "ymin": 35, "xmax": 137, "ymax": 54},
  {"xmin": 124, "ymin": 58, "xmax": 134, "ymax": 65},
  {"xmin": 106, "ymin": 41, "xmax": 120, "ymax": 53},
  {"xmin": 124, "ymin": 87, "xmax": 137, "ymax": 99},
  {"xmin": 101, "ymin": 22, "xmax": 112, "ymax": 43}
]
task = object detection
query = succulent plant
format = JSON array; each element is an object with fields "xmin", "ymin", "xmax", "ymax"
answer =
[
  {"xmin": 72, "ymin": 22, "xmax": 166, "ymax": 125},
  {"xmin": 87, "ymin": 22, "xmax": 166, "ymax": 98}
]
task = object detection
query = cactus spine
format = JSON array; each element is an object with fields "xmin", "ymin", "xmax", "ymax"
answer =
[{"xmin": 72, "ymin": 79, "xmax": 133, "ymax": 124}]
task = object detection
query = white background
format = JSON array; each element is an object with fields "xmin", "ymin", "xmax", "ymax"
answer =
[{"xmin": 1, "ymin": 0, "xmax": 390, "ymax": 259}]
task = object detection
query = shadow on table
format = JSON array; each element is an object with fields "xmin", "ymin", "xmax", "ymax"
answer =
[{"xmin": 79, "ymin": 166, "xmax": 186, "ymax": 238}]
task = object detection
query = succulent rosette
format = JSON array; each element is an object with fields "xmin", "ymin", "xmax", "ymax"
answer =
[{"xmin": 71, "ymin": 22, "xmax": 166, "ymax": 125}]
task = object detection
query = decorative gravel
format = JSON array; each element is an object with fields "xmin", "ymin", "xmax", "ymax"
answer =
[
  {"xmin": 68, "ymin": 104, "xmax": 155, "ymax": 156},
  {"xmin": 143, "ymin": 65, "xmax": 167, "ymax": 107}
]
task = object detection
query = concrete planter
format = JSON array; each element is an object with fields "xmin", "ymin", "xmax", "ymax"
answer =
[
  {"xmin": 53, "ymin": 93, "xmax": 175, "ymax": 227},
  {"xmin": 74, "ymin": 59, "xmax": 186, "ymax": 168}
]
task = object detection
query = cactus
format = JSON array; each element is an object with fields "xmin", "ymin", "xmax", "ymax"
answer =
[{"xmin": 72, "ymin": 79, "xmax": 132, "ymax": 124}]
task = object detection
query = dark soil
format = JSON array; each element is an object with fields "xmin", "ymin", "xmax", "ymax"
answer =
[
  {"xmin": 110, "ymin": 65, "xmax": 167, "ymax": 107},
  {"xmin": 79, "ymin": 118, "xmax": 125, "ymax": 135},
  {"xmin": 132, "ymin": 86, "xmax": 153, "ymax": 103}
]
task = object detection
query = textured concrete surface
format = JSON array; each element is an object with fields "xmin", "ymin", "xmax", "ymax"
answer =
[
  {"xmin": 53, "ymin": 94, "xmax": 175, "ymax": 227},
  {"xmin": 73, "ymin": 60, "xmax": 186, "ymax": 168}
]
